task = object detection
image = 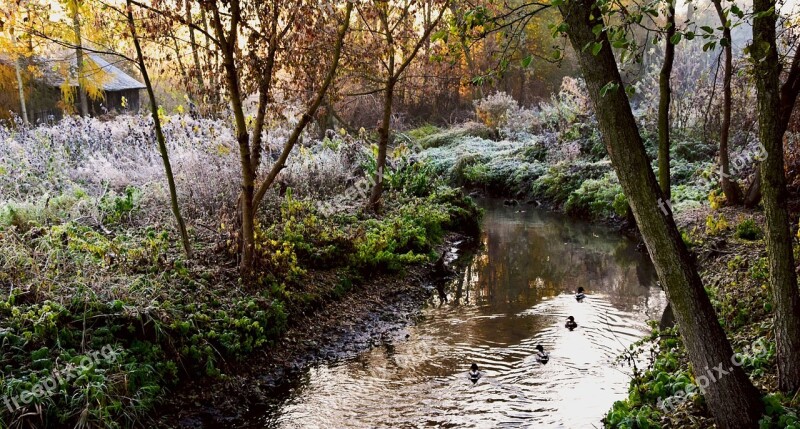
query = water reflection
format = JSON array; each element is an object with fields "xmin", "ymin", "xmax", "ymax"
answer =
[{"xmin": 260, "ymin": 199, "xmax": 666, "ymax": 428}]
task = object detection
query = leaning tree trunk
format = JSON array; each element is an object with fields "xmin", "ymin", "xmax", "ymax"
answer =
[
  {"xmin": 558, "ymin": 1, "xmax": 763, "ymax": 426},
  {"xmin": 657, "ymin": 0, "xmax": 675, "ymax": 200},
  {"xmin": 126, "ymin": 0, "xmax": 192, "ymax": 259},
  {"xmin": 752, "ymin": 0, "xmax": 800, "ymax": 392},
  {"xmin": 713, "ymin": 0, "xmax": 742, "ymax": 204}
]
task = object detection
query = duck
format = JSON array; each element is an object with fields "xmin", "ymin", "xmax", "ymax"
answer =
[
  {"xmin": 469, "ymin": 363, "xmax": 481, "ymax": 383},
  {"xmin": 576, "ymin": 287, "xmax": 586, "ymax": 302},
  {"xmin": 565, "ymin": 316, "xmax": 578, "ymax": 331},
  {"xmin": 534, "ymin": 345, "xmax": 549, "ymax": 364}
]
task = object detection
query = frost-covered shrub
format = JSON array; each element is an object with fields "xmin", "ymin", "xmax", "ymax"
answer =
[
  {"xmin": 564, "ymin": 172, "xmax": 627, "ymax": 219},
  {"xmin": 474, "ymin": 92, "xmax": 518, "ymax": 134},
  {"xmin": 280, "ymin": 135, "xmax": 367, "ymax": 200},
  {"xmin": 0, "ymin": 115, "xmax": 383, "ymax": 227},
  {"xmin": 501, "ymin": 104, "xmax": 543, "ymax": 140},
  {"xmin": 532, "ymin": 160, "xmax": 612, "ymax": 205},
  {"xmin": 538, "ymin": 77, "xmax": 592, "ymax": 133},
  {"xmin": 417, "ymin": 122, "xmax": 492, "ymax": 148}
]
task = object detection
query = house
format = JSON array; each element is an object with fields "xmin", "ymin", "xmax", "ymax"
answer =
[{"xmin": 0, "ymin": 51, "xmax": 146, "ymax": 122}]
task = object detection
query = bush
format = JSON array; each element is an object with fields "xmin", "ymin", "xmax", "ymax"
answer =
[
  {"xmin": 532, "ymin": 160, "xmax": 612, "ymax": 205},
  {"xmin": 564, "ymin": 173, "xmax": 626, "ymax": 219},
  {"xmin": 473, "ymin": 92, "xmax": 518, "ymax": 134},
  {"xmin": 405, "ymin": 124, "xmax": 440, "ymax": 141},
  {"xmin": 672, "ymin": 139, "xmax": 716, "ymax": 163},
  {"xmin": 735, "ymin": 218, "xmax": 762, "ymax": 240},
  {"xmin": 417, "ymin": 122, "xmax": 493, "ymax": 148}
]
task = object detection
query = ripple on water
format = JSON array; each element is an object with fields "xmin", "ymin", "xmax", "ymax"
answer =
[{"xmin": 259, "ymin": 202, "xmax": 664, "ymax": 429}]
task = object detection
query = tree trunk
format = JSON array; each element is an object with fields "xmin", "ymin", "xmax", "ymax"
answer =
[
  {"xmin": 369, "ymin": 78, "xmax": 395, "ymax": 212},
  {"xmin": 744, "ymin": 171, "xmax": 762, "ymax": 207},
  {"xmin": 71, "ymin": 3, "xmax": 89, "ymax": 117},
  {"xmin": 713, "ymin": 0, "xmax": 742, "ymax": 205},
  {"xmin": 186, "ymin": 0, "xmax": 204, "ymax": 101},
  {"xmin": 657, "ymin": 0, "xmax": 675, "ymax": 200},
  {"xmin": 14, "ymin": 53, "xmax": 28, "ymax": 125},
  {"xmin": 208, "ymin": 2, "xmax": 257, "ymax": 276},
  {"xmin": 126, "ymin": 0, "xmax": 192, "ymax": 259},
  {"xmin": 199, "ymin": 6, "xmax": 218, "ymax": 115},
  {"xmin": 558, "ymin": 1, "xmax": 763, "ymax": 426},
  {"xmin": 752, "ymin": 0, "xmax": 800, "ymax": 392}
]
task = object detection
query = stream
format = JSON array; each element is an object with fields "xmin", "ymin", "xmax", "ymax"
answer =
[{"xmin": 256, "ymin": 199, "xmax": 666, "ymax": 428}]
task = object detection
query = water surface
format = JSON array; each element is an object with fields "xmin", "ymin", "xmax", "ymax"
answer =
[{"xmin": 260, "ymin": 199, "xmax": 666, "ymax": 428}]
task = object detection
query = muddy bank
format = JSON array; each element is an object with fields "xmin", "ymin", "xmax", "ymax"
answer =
[{"xmin": 155, "ymin": 233, "xmax": 475, "ymax": 428}]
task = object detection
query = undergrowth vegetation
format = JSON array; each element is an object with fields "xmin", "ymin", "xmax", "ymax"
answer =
[
  {"xmin": 0, "ymin": 115, "xmax": 479, "ymax": 427},
  {"xmin": 602, "ymin": 212, "xmax": 799, "ymax": 429},
  {"xmin": 417, "ymin": 77, "xmax": 761, "ymax": 223}
]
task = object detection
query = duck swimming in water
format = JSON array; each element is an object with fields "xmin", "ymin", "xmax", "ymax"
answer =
[
  {"xmin": 534, "ymin": 345, "xmax": 549, "ymax": 364},
  {"xmin": 576, "ymin": 287, "xmax": 586, "ymax": 302},
  {"xmin": 469, "ymin": 363, "xmax": 481, "ymax": 383},
  {"xmin": 565, "ymin": 316, "xmax": 578, "ymax": 331}
]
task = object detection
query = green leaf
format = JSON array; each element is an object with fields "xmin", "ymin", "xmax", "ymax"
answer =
[
  {"xmin": 431, "ymin": 29, "xmax": 448, "ymax": 43},
  {"xmin": 685, "ymin": 31, "xmax": 695, "ymax": 41},
  {"xmin": 600, "ymin": 81, "xmax": 618, "ymax": 97},
  {"xmin": 521, "ymin": 55, "xmax": 533, "ymax": 68},
  {"xmin": 591, "ymin": 41, "xmax": 603, "ymax": 56},
  {"xmin": 551, "ymin": 22, "xmax": 569, "ymax": 38},
  {"xmin": 753, "ymin": 6, "xmax": 775, "ymax": 19},
  {"xmin": 592, "ymin": 23, "xmax": 604, "ymax": 37},
  {"xmin": 612, "ymin": 39, "xmax": 628, "ymax": 49},
  {"xmin": 701, "ymin": 25, "xmax": 714, "ymax": 34},
  {"xmin": 670, "ymin": 33, "xmax": 682, "ymax": 45}
]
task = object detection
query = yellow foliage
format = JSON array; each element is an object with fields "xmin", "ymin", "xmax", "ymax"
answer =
[
  {"xmin": 705, "ymin": 214, "xmax": 729, "ymax": 236},
  {"xmin": 708, "ymin": 190, "xmax": 725, "ymax": 210}
]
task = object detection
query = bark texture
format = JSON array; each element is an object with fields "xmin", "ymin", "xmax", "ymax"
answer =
[
  {"xmin": 752, "ymin": 0, "xmax": 800, "ymax": 392},
  {"xmin": 558, "ymin": 1, "xmax": 763, "ymax": 426},
  {"xmin": 657, "ymin": 0, "xmax": 675, "ymax": 200},
  {"xmin": 71, "ymin": 3, "xmax": 89, "ymax": 117},
  {"xmin": 126, "ymin": 0, "xmax": 192, "ymax": 259},
  {"xmin": 713, "ymin": 0, "xmax": 742, "ymax": 204}
]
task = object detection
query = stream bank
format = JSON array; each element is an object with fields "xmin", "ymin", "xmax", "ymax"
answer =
[
  {"xmin": 220, "ymin": 199, "xmax": 665, "ymax": 428},
  {"xmin": 157, "ymin": 233, "xmax": 476, "ymax": 428}
]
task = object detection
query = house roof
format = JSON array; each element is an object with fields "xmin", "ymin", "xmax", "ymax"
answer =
[{"xmin": 43, "ymin": 51, "xmax": 146, "ymax": 91}]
